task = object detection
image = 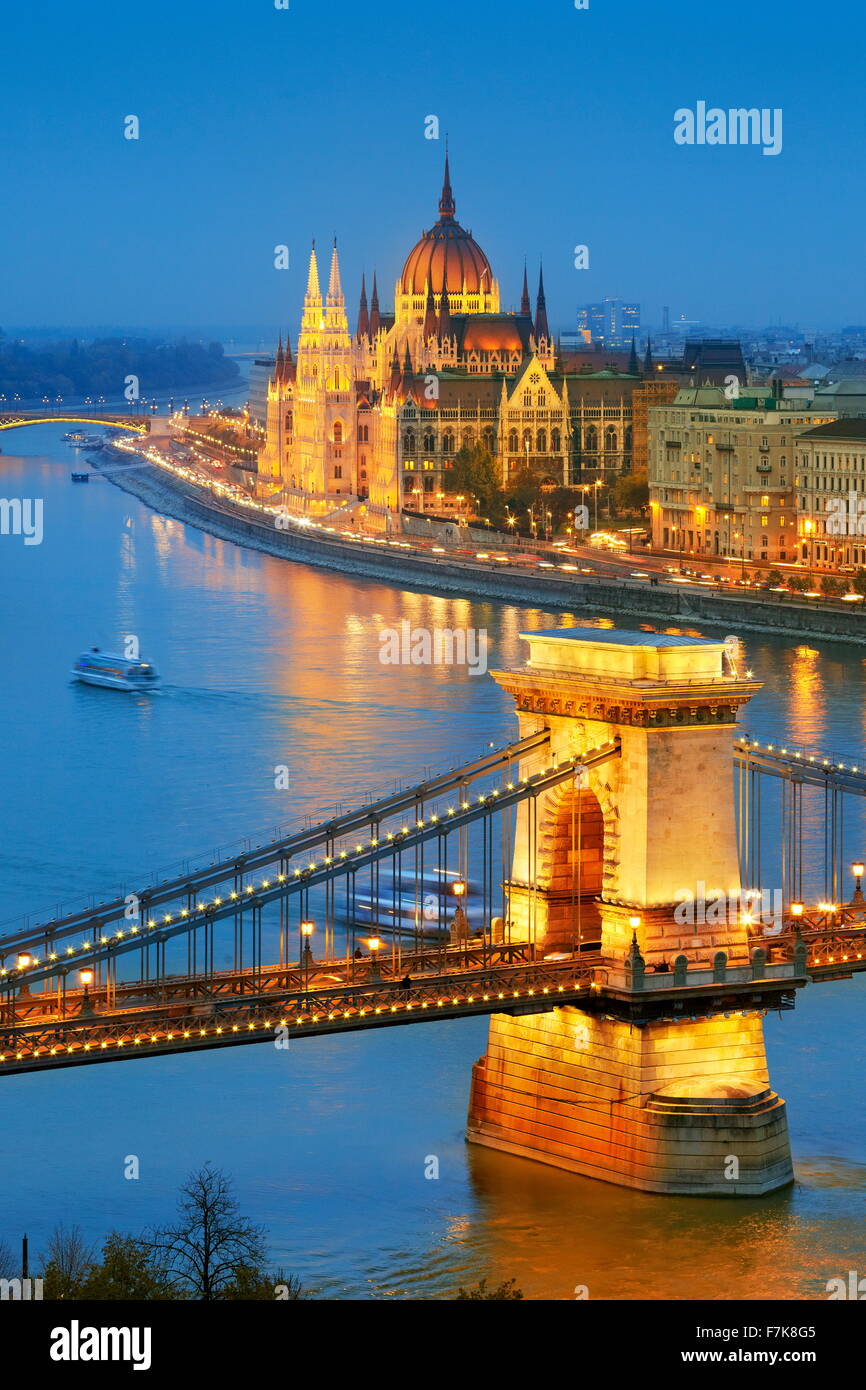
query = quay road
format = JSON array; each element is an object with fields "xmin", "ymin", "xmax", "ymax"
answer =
[{"xmin": 95, "ymin": 436, "xmax": 866, "ymax": 643}]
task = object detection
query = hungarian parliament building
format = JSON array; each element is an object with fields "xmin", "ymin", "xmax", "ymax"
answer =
[{"xmin": 256, "ymin": 154, "xmax": 728, "ymax": 516}]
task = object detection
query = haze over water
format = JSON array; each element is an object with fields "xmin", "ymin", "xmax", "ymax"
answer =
[{"xmin": 2, "ymin": 425, "xmax": 866, "ymax": 1300}]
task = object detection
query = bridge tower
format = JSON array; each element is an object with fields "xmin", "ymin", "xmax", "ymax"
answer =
[{"xmin": 467, "ymin": 627, "xmax": 794, "ymax": 1195}]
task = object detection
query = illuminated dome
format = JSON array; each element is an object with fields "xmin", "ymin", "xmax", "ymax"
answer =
[{"xmin": 400, "ymin": 154, "xmax": 494, "ymax": 297}]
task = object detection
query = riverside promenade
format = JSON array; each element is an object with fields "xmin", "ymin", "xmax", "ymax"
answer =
[{"xmin": 96, "ymin": 453, "xmax": 866, "ymax": 647}]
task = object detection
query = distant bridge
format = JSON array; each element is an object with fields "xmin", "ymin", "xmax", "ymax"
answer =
[{"xmin": 0, "ymin": 410, "xmax": 150, "ymax": 435}]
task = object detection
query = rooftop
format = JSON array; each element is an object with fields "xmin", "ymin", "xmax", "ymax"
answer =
[
  {"xmin": 798, "ymin": 418, "xmax": 866, "ymax": 440},
  {"xmin": 523, "ymin": 627, "xmax": 717, "ymax": 647}
]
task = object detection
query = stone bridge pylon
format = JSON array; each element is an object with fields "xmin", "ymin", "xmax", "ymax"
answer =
[{"xmin": 467, "ymin": 626, "xmax": 795, "ymax": 1196}]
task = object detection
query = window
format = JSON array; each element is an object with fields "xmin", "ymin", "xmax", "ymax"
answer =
[
  {"xmin": 508, "ymin": 429, "xmax": 518, "ymax": 453},
  {"xmin": 333, "ymin": 464, "xmax": 342, "ymax": 479},
  {"xmin": 333, "ymin": 422, "xmax": 343, "ymax": 445},
  {"xmin": 536, "ymin": 429, "xmax": 547, "ymax": 453}
]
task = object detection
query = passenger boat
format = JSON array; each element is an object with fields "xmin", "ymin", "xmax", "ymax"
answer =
[
  {"xmin": 70, "ymin": 472, "xmax": 90, "ymax": 482},
  {"xmin": 71, "ymin": 648, "xmax": 160, "ymax": 691}
]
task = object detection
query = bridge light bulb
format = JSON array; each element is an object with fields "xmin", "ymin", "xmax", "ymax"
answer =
[{"xmin": 789, "ymin": 902, "xmax": 804, "ymax": 917}]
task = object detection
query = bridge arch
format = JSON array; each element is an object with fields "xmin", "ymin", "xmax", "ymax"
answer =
[{"xmin": 0, "ymin": 415, "xmax": 149, "ymax": 436}]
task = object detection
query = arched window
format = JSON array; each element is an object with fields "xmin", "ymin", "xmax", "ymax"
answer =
[
  {"xmin": 482, "ymin": 428, "xmax": 495, "ymax": 453},
  {"xmin": 624, "ymin": 425, "xmax": 632, "ymax": 452},
  {"xmin": 523, "ymin": 428, "xmax": 533, "ymax": 454},
  {"xmin": 508, "ymin": 429, "xmax": 518, "ymax": 453},
  {"xmin": 442, "ymin": 431, "xmax": 455, "ymax": 453},
  {"xmin": 551, "ymin": 428, "xmax": 561, "ymax": 452},
  {"xmin": 523, "ymin": 390, "xmax": 532, "ymax": 406},
  {"xmin": 333, "ymin": 422, "xmax": 343, "ymax": 445},
  {"xmin": 585, "ymin": 425, "xmax": 598, "ymax": 452},
  {"xmin": 423, "ymin": 432, "xmax": 435, "ymax": 451},
  {"xmin": 536, "ymin": 428, "xmax": 547, "ymax": 453},
  {"xmin": 605, "ymin": 426, "xmax": 617, "ymax": 452},
  {"xmin": 537, "ymin": 390, "xmax": 545, "ymax": 407},
  {"xmin": 404, "ymin": 432, "xmax": 416, "ymax": 452}
]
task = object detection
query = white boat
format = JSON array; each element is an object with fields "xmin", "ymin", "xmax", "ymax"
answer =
[{"xmin": 72, "ymin": 648, "xmax": 160, "ymax": 692}]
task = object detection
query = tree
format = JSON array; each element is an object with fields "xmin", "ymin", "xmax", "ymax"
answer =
[
  {"xmin": 148, "ymin": 1163, "xmax": 267, "ymax": 1300},
  {"xmin": 446, "ymin": 442, "xmax": 504, "ymax": 524},
  {"xmin": 222, "ymin": 1264, "xmax": 306, "ymax": 1300},
  {"xmin": 455, "ymin": 1277, "xmax": 524, "ymax": 1300},
  {"xmin": 853, "ymin": 568, "xmax": 866, "ymax": 597},
  {"xmin": 0, "ymin": 1239, "xmax": 16, "ymax": 1279},
  {"xmin": 611, "ymin": 468, "xmax": 648, "ymax": 516},
  {"xmin": 81, "ymin": 1233, "xmax": 177, "ymax": 1301},
  {"xmin": 40, "ymin": 1224, "xmax": 97, "ymax": 1299},
  {"xmin": 820, "ymin": 574, "xmax": 850, "ymax": 597}
]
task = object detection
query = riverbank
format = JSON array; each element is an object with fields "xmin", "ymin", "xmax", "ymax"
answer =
[{"xmin": 95, "ymin": 453, "xmax": 866, "ymax": 647}]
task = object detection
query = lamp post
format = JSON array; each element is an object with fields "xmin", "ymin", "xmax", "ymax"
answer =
[
  {"xmin": 79, "ymin": 968, "xmax": 94, "ymax": 1017},
  {"xmin": 300, "ymin": 920, "xmax": 314, "ymax": 992},
  {"xmin": 852, "ymin": 862, "xmax": 865, "ymax": 904},
  {"xmin": 367, "ymin": 935, "xmax": 382, "ymax": 980}
]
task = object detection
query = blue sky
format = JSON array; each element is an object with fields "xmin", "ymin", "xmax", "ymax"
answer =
[{"xmin": 0, "ymin": 0, "xmax": 861, "ymax": 334}]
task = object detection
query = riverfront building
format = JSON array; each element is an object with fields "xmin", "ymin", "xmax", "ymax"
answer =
[
  {"xmin": 648, "ymin": 387, "xmax": 835, "ymax": 565},
  {"xmin": 795, "ymin": 418, "xmax": 866, "ymax": 571},
  {"xmin": 258, "ymin": 155, "xmax": 652, "ymax": 514}
]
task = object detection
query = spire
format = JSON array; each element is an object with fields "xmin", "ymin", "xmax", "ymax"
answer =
[
  {"xmin": 326, "ymin": 238, "xmax": 343, "ymax": 306},
  {"xmin": 275, "ymin": 334, "xmax": 285, "ymax": 383},
  {"xmin": 534, "ymin": 263, "xmax": 549, "ymax": 341},
  {"xmin": 357, "ymin": 273, "xmax": 369, "ymax": 339},
  {"xmin": 284, "ymin": 329, "xmax": 294, "ymax": 380},
  {"xmin": 369, "ymin": 273, "xmax": 381, "ymax": 337},
  {"xmin": 304, "ymin": 242, "xmax": 321, "ymax": 305},
  {"xmin": 644, "ymin": 336, "xmax": 654, "ymax": 373},
  {"xmin": 438, "ymin": 141, "xmax": 455, "ymax": 220},
  {"xmin": 438, "ymin": 272, "xmax": 452, "ymax": 340},
  {"xmin": 403, "ymin": 342, "xmax": 413, "ymax": 376},
  {"xmin": 627, "ymin": 335, "xmax": 639, "ymax": 375},
  {"xmin": 423, "ymin": 279, "xmax": 438, "ymax": 338},
  {"xmin": 520, "ymin": 261, "xmax": 531, "ymax": 316},
  {"xmin": 388, "ymin": 346, "xmax": 402, "ymax": 396}
]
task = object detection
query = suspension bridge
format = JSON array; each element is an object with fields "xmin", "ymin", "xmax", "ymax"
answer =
[{"xmin": 4, "ymin": 625, "xmax": 866, "ymax": 1196}]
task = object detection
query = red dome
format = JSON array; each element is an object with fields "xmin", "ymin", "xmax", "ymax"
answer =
[{"xmin": 400, "ymin": 153, "xmax": 493, "ymax": 296}]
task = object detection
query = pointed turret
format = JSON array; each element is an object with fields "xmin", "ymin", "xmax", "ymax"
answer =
[
  {"xmin": 520, "ymin": 262, "xmax": 531, "ymax": 316},
  {"xmin": 283, "ymin": 329, "xmax": 295, "ymax": 382},
  {"xmin": 628, "ymin": 336, "xmax": 639, "ymax": 375},
  {"xmin": 403, "ymin": 343, "xmax": 414, "ymax": 377},
  {"xmin": 304, "ymin": 242, "xmax": 321, "ymax": 306},
  {"xmin": 438, "ymin": 273, "xmax": 453, "ymax": 340},
  {"xmin": 274, "ymin": 334, "xmax": 285, "ymax": 384},
  {"xmin": 535, "ymin": 263, "xmax": 549, "ymax": 341},
  {"xmin": 388, "ymin": 346, "xmax": 402, "ymax": 396},
  {"xmin": 423, "ymin": 279, "xmax": 438, "ymax": 338},
  {"xmin": 644, "ymin": 336, "xmax": 654, "ymax": 373},
  {"xmin": 326, "ymin": 238, "xmax": 344, "ymax": 306},
  {"xmin": 439, "ymin": 142, "xmax": 455, "ymax": 220},
  {"xmin": 357, "ymin": 273, "xmax": 369, "ymax": 339},
  {"xmin": 369, "ymin": 273, "xmax": 381, "ymax": 337}
]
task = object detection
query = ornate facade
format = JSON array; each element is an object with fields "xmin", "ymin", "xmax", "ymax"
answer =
[{"xmin": 259, "ymin": 154, "xmax": 643, "ymax": 515}]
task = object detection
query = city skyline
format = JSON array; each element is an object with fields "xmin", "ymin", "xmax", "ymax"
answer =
[{"xmin": 1, "ymin": 0, "xmax": 864, "ymax": 331}]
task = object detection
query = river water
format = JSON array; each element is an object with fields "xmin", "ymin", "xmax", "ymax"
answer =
[{"xmin": 2, "ymin": 423, "xmax": 866, "ymax": 1301}]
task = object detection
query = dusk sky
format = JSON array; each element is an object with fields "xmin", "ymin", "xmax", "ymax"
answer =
[{"xmin": 1, "ymin": 0, "xmax": 861, "ymax": 335}]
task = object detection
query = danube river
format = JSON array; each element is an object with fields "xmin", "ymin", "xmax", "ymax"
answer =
[{"xmin": 2, "ymin": 424, "xmax": 866, "ymax": 1300}]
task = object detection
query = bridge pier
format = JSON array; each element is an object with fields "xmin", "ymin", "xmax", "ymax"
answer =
[{"xmin": 467, "ymin": 627, "xmax": 794, "ymax": 1196}]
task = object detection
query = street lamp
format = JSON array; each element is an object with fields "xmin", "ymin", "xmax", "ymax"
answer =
[
  {"xmin": 452, "ymin": 880, "xmax": 467, "ymax": 899},
  {"xmin": 852, "ymin": 862, "xmax": 865, "ymax": 903},
  {"xmin": 300, "ymin": 920, "xmax": 314, "ymax": 990},
  {"xmin": 789, "ymin": 901, "xmax": 805, "ymax": 919},
  {"xmin": 79, "ymin": 968, "xmax": 94, "ymax": 1015},
  {"xmin": 367, "ymin": 935, "xmax": 382, "ymax": 979}
]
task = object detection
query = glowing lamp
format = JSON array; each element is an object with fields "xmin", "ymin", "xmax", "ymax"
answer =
[
  {"xmin": 16, "ymin": 954, "xmax": 30, "ymax": 970},
  {"xmin": 367, "ymin": 937, "xmax": 382, "ymax": 953},
  {"xmin": 452, "ymin": 881, "xmax": 467, "ymax": 898},
  {"xmin": 79, "ymin": 969, "xmax": 94, "ymax": 986},
  {"xmin": 628, "ymin": 915, "xmax": 641, "ymax": 930},
  {"xmin": 789, "ymin": 902, "xmax": 804, "ymax": 918},
  {"xmin": 300, "ymin": 921, "xmax": 315, "ymax": 938}
]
